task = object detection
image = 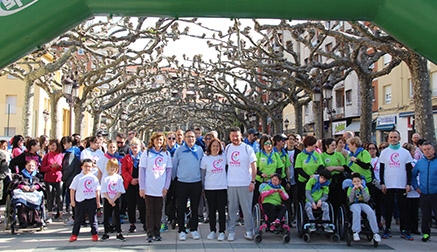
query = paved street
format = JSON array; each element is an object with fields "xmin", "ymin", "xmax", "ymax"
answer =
[{"xmin": 0, "ymin": 212, "xmax": 436, "ymax": 252}]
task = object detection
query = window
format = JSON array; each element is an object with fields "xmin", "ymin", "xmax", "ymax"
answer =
[
  {"xmin": 4, "ymin": 127, "xmax": 15, "ymax": 137},
  {"xmin": 335, "ymin": 89, "xmax": 344, "ymax": 107},
  {"xmin": 431, "ymin": 72, "xmax": 437, "ymax": 96},
  {"xmin": 304, "ymin": 105, "xmax": 309, "ymax": 115},
  {"xmin": 384, "ymin": 85, "xmax": 392, "ymax": 104},
  {"xmin": 383, "ymin": 54, "xmax": 392, "ymax": 65},
  {"xmin": 345, "ymin": 90, "xmax": 352, "ymax": 105},
  {"xmin": 5, "ymin": 95, "xmax": 17, "ymax": 114}
]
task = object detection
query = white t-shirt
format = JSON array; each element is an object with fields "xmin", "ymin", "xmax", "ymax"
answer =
[
  {"xmin": 80, "ymin": 148, "xmax": 104, "ymax": 176},
  {"xmin": 96, "ymin": 156, "xmax": 122, "ymax": 181},
  {"xmin": 100, "ymin": 173, "xmax": 125, "ymax": 200},
  {"xmin": 139, "ymin": 150, "xmax": 172, "ymax": 197},
  {"xmin": 370, "ymin": 157, "xmax": 380, "ymax": 182},
  {"xmin": 200, "ymin": 154, "xmax": 227, "ymax": 190},
  {"xmin": 69, "ymin": 172, "xmax": 101, "ymax": 202},
  {"xmin": 379, "ymin": 147, "xmax": 413, "ymax": 189},
  {"xmin": 225, "ymin": 143, "xmax": 257, "ymax": 187}
]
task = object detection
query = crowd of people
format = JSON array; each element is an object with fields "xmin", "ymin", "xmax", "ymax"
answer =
[{"xmin": 0, "ymin": 127, "xmax": 436, "ymax": 244}]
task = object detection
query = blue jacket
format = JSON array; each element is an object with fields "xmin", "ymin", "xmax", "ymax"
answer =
[{"xmin": 412, "ymin": 154, "xmax": 437, "ymax": 195}]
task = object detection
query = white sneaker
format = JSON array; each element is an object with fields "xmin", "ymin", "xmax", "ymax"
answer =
[
  {"xmin": 207, "ymin": 231, "xmax": 216, "ymax": 240},
  {"xmin": 191, "ymin": 230, "xmax": 200, "ymax": 240},
  {"xmin": 46, "ymin": 218, "xmax": 52, "ymax": 224},
  {"xmin": 179, "ymin": 232, "xmax": 187, "ymax": 241},
  {"xmin": 227, "ymin": 232, "xmax": 235, "ymax": 241},
  {"xmin": 353, "ymin": 232, "xmax": 360, "ymax": 241},
  {"xmin": 244, "ymin": 231, "xmax": 253, "ymax": 240},
  {"xmin": 373, "ymin": 233, "xmax": 381, "ymax": 242},
  {"xmin": 217, "ymin": 232, "xmax": 226, "ymax": 241}
]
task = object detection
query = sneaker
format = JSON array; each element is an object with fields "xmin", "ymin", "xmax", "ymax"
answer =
[
  {"xmin": 353, "ymin": 232, "xmax": 360, "ymax": 241},
  {"xmin": 147, "ymin": 236, "xmax": 153, "ymax": 243},
  {"xmin": 66, "ymin": 217, "xmax": 74, "ymax": 226},
  {"xmin": 422, "ymin": 234, "xmax": 430, "ymax": 242},
  {"xmin": 92, "ymin": 234, "xmax": 99, "ymax": 242},
  {"xmin": 308, "ymin": 223, "xmax": 316, "ymax": 232},
  {"xmin": 373, "ymin": 233, "xmax": 381, "ymax": 242},
  {"xmin": 101, "ymin": 233, "xmax": 109, "ymax": 241},
  {"xmin": 154, "ymin": 235, "xmax": 162, "ymax": 241},
  {"xmin": 191, "ymin": 230, "xmax": 200, "ymax": 240},
  {"xmin": 128, "ymin": 224, "xmax": 136, "ymax": 233},
  {"xmin": 46, "ymin": 218, "xmax": 53, "ymax": 224},
  {"xmin": 324, "ymin": 224, "xmax": 334, "ymax": 233},
  {"xmin": 160, "ymin": 223, "xmax": 168, "ymax": 233},
  {"xmin": 227, "ymin": 232, "xmax": 235, "ymax": 241},
  {"xmin": 217, "ymin": 232, "xmax": 226, "ymax": 241},
  {"xmin": 116, "ymin": 233, "xmax": 126, "ymax": 241},
  {"xmin": 401, "ymin": 231, "xmax": 414, "ymax": 241},
  {"xmin": 244, "ymin": 231, "xmax": 253, "ymax": 240},
  {"xmin": 207, "ymin": 231, "xmax": 216, "ymax": 240},
  {"xmin": 382, "ymin": 229, "xmax": 392, "ymax": 239},
  {"xmin": 69, "ymin": 235, "xmax": 78, "ymax": 242},
  {"xmin": 179, "ymin": 232, "xmax": 187, "ymax": 241}
]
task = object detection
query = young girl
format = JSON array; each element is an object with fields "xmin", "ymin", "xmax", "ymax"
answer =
[
  {"xmin": 97, "ymin": 140, "xmax": 121, "ymax": 181},
  {"xmin": 201, "ymin": 138, "xmax": 227, "ymax": 241},
  {"xmin": 101, "ymin": 158, "xmax": 126, "ymax": 241},
  {"xmin": 69, "ymin": 159, "xmax": 101, "ymax": 242},
  {"xmin": 139, "ymin": 132, "xmax": 172, "ymax": 242}
]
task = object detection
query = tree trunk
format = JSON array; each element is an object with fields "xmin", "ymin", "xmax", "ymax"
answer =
[
  {"xmin": 312, "ymin": 101, "xmax": 323, "ymax": 139},
  {"xmin": 49, "ymin": 92, "xmax": 62, "ymax": 139},
  {"xmin": 407, "ymin": 54, "xmax": 436, "ymax": 145},
  {"xmin": 73, "ymin": 102, "xmax": 84, "ymax": 136},
  {"xmin": 358, "ymin": 74, "xmax": 373, "ymax": 144},
  {"xmin": 22, "ymin": 79, "xmax": 34, "ymax": 137},
  {"xmin": 294, "ymin": 103, "xmax": 304, "ymax": 136}
]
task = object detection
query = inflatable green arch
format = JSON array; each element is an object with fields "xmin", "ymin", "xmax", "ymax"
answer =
[{"xmin": 1, "ymin": 0, "xmax": 436, "ymax": 69}]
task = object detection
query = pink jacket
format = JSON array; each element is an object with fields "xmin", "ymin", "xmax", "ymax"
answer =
[{"xmin": 40, "ymin": 152, "xmax": 63, "ymax": 183}]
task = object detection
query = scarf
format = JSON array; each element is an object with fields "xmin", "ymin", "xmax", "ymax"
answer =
[
  {"xmin": 273, "ymin": 146, "xmax": 287, "ymax": 158},
  {"xmin": 311, "ymin": 175, "xmax": 330, "ymax": 194},
  {"xmin": 21, "ymin": 168, "xmax": 37, "ymax": 183},
  {"xmin": 104, "ymin": 152, "xmax": 122, "ymax": 165},
  {"xmin": 302, "ymin": 149, "xmax": 317, "ymax": 163},
  {"xmin": 129, "ymin": 150, "xmax": 142, "ymax": 168},
  {"xmin": 182, "ymin": 144, "xmax": 199, "ymax": 160},
  {"xmin": 149, "ymin": 148, "xmax": 164, "ymax": 158},
  {"xmin": 348, "ymin": 147, "xmax": 364, "ymax": 166},
  {"xmin": 261, "ymin": 150, "xmax": 274, "ymax": 165},
  {"xmin": 389, "ymin": 143, "xmax": 401, "ymax": 150},
  {"xmin": 268, "ymin": 180, "xmax": 281, "ymax": 189},
  {"xmin": 167, "ymin": 143, "xmax": 179, "ymax": 157}
]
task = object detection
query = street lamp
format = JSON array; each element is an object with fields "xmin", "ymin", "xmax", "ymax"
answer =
[
  {"xmin": 284, "ymin": 118, "xmax": 289, "ymax": 134},
  {"xmin": 62, "ymin": 75, "xmax": 79, "ymax": 136},
  {"xmin": 42, "ymin": 109, "xmax": 50, "ymax": 135},
  {"xmin": 312, "ymin": 85, "xmax": 323, "ymax": 138},
  {"xmin": 322, "ymin": 81, "xmax": 335, "ymax": 138}
]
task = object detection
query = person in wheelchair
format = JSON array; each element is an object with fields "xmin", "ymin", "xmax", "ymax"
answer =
[
  {"xmin": 304, "ymin": 169, "xmax": 334, "ymax": 233},
  {"xmin": 9, "ymin": 159, "xmax": 45, "ymax": 228},
  {"xmin": 259, "ymin": 173, "xmax": 289, "ymax": 232},
  {"xmin": 347, "ymin": 173, "xmax": 381, "ymax": 242}
]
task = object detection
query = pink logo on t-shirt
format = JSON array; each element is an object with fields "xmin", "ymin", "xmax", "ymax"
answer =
[
  {"xmin": 84, "ymin": 179, "xmax": 93, "ymax": 190},
  {"xmin": 212, "ymin": 159, "xmax": 224, "ymax": 173},
  {"xmin": 229, "ymin": 151, "xmax": 241, "ymax": 165},
  {"xmin": 389, "ymin": 153, "xmax": 400, "ymax": 166},
  {"xmin": 154, "ymin": 156, "xmax": 164, "ymax": 166},
  {"xmin": 108, "ymin": 182, "xmax": 117, "ymax": 194}
]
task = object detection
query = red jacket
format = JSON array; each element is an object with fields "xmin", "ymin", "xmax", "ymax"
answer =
[
  {"xmin": 40, "ymin": 152, "xmax": 63, "ymax": 183},
  {"xmin": 121, "ymin": 154, "xmax": 135, "ymax": 189}
]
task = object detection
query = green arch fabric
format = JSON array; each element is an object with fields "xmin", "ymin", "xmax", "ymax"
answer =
[{"xmin": 1, "ymin": 0, "xmax": 436, "ymax": 69}]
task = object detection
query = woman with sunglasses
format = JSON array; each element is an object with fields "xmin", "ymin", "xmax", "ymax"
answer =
[{"xmin": 254, "ymin": 136, "xmax": 284, "ymax": 206}]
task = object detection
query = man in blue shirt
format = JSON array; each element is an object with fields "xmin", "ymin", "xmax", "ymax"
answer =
[
  {"xmin": 173, "ymin": 129, "xmax": 204, "ymax": 241},
  {"xmin": 243, "ymin": 128, "xmax": 260, "ymax": 153}
]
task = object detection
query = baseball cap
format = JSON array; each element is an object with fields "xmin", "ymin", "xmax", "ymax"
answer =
[{"xmin": 247, "ymin": 128, "xmax": 259, "ymax": 136}]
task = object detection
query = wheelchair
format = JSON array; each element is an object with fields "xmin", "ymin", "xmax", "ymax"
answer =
[
  {"xmin": 252, "ymin": 201, "xmax": 291, "ymax": 243},
  {"xmin": 4, "ymin": 187, "xmax": 46, "ymax": 234},
  {"xmin": 295, "ymin": 200, "xmax": 340, "ymax": 243}
]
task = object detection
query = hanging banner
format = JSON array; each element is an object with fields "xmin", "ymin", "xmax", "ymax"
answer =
[{"xmin": 332, "ymin": 120, "xmax": 346, "ymax": 136}]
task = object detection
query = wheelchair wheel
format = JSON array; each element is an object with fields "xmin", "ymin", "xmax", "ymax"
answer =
[
  {"xmin": 4, "ymin": 194, "xmax": 11, "ymax": 231},
  {"xmin": 255, "ymin": 233, "xmax": 262, "ymax": 243},
  {"xmin": 328, "ymin": 202, "xmax": 335, "ymax": 230},
  {"xmin": 336, "ymin": 205, "xmax": 346, "ymax": 240},
  {"xmin": 296, "ymin": 202, "xmax": 304, "ymax": 237},
  {"xmin": 331, "ymin": 233, "xmax": 340, "ymax": 243},
  {"xmin": 303, "ymin": 233, "xmax": 311, "ymax": 243},
  {"xmin": 252, "ymin": 203, "xmax": 261, "ymax": 235},
  {"xmin": 283, "ymin": 233, "xmax": 290, "ymax": 243}
]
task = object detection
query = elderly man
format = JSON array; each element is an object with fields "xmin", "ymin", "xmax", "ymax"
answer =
[
  {"xmin": 411, "ymin": 133, "xmax": 424, "ymax": 160},
  {"xmin": 379, "ymin": 130, "xmax": 413, "ymax": 240},
  {"xmin": 225, "ymin": 127, "xmax": 257, "ymax": 241},
  {"xmin": 173, "ymin": 129, "xmax": 204, "ymax": 241},
  {"xmin": 412, "ymin": 142, "xmax": 437, "ymax": 242}
]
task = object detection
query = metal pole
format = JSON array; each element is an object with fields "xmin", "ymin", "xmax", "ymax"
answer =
[
  {"xmin": 6, "ymin": 104, "xmax": 10, "ymax": 136},
  {"xmin": 69, "ymin": 101, "xmax": 73, "ymax": 136}
]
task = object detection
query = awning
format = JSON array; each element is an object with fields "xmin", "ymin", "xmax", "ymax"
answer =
[
  {"xmin": 375, "ymin": 124, "xmax": 395, "ymax": 131},
  {"xmin": 344, "ymin": 121, "xmax": 360, "ymax": 133}
]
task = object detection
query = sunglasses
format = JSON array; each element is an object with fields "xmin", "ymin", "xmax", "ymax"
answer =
[
  {"xmin": 204, "ymin": 138, "xmax": 211, "ymax": 141},
  {"xmin": 264, "ymin": 142, "xmax": 272, "ymax": 145},
  {"xmin": 368, "ymin": 147, "xmax": 377, "ymax": 150},
  {"xmin": 116, "ymin": 141, "xmax": 124, "ymax": 144},
  {"xmin": 168, "ymin": 137, "xmax": 176, "ymax": 140}
]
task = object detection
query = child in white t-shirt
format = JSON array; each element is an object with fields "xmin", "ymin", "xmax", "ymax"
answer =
[
  {"xmin": 100, "ymin": 158, "xmax": 126, "ymax": 241},
  {"xmin": 69, "ymin": 159, "xmax": 101, "ymax": 242}
]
